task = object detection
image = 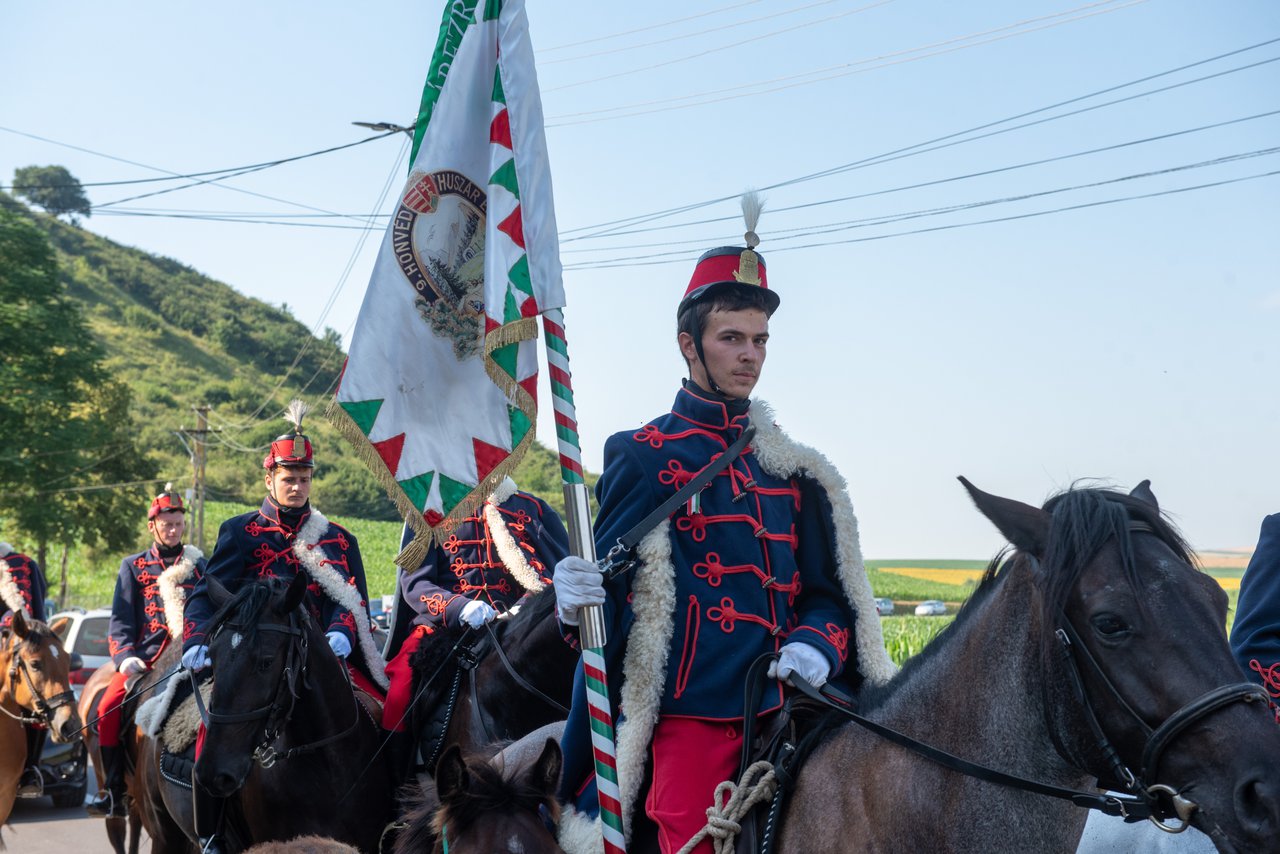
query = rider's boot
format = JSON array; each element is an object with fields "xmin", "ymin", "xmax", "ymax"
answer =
[
  {"xmin": 86, "ymin": 745, "xmax": 127, "ymax": 817},
  {"xmin": 17, "ymin": 726, "xmax": 45, "ymax": 797},
  {"xmin": 194, "ymin": 784, "xmax": 228, "ymax": 854}
]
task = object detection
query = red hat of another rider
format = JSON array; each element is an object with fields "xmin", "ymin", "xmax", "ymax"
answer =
[
  {"xmin": 148, "ymin": 482, "xmax": 186, "ymax": 519},
  {"xmin": 263, "ymin": 399, "xmax": 315, "ymax": 470},
  {"xmin": 678, "ymin": 190, "xmax": 779, "ymax": 320}
]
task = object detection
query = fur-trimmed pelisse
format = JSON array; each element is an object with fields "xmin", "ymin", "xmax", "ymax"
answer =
[
  {"xmin": 0, "ymin": 558, "xmax": 27, "ymax": 617},
  {"xmin": 483, "ymin": 476, "xmax": 548, "ymax": 595},
  {"xmin": 292, "ymin": 509, "xmax": 389, "ymax": 690},
  {"xmin": 157, "ymin": 545, "xmax": 204, "ymax": 639},
  {"xmin": 558, "ymin": 399, "xmax": 897, "ymax": 852}
]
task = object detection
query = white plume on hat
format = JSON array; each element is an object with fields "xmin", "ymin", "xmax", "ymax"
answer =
[
  {"xmin": 0, "ymin": 543, "xmax": 12, "ymax": 558},
  {"xmin": 741, "ymin": 188, "xmax": 764, "ymax": 249},
  {"xmin": 283, "ymin": 399, "xmax": 311, "ymax": 432}
]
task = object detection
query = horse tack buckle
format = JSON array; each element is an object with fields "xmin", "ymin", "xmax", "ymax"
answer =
[{"xmin": 254, "ymin": 744, "xmax": 279, "ymax": 769}]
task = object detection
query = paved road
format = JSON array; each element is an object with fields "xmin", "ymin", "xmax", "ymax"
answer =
[{"xmin": 8, "ymin": 794, "xmax": 150, "ymax": 854}]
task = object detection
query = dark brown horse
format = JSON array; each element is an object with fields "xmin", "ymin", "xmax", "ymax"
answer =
[
  {"xmin": 409, "ymin": 585, "xmax": 577, "ymax": 769},
  {"xmin": 781, "ymin": 480, "xmax": 1280, "ymax": 853},
  {"xmin": 192, "ymin": 574, "xmax": 395, "ymax": 852},
  {"xmin": 393, "ymin": 738, "xmax": 564, "ymax": 854},
  {"xmin": 78, "ymin": 661, "xmax": 144, "ymax": 854},
  {"xmin": 0, "ymin": 612, "xmax": 82, "ymax": 829}
]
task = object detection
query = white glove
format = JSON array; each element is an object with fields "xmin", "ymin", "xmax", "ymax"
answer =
[
  {"xmin": 120, "ymin": 657, "xmax": 147, "ymax": 676},
  {"xmin": 326, "ymin": 631, "xmax": 352, "ymax": 659},
  {"xmin": 552, "ymin": 555, "xmax": 605, "ymax": 626},
  {"xmin": 181, "ymin": 645, "xmax": 211, "ymax": 672},
  {"xmin": 768, "ymin": 642, "xmax": 831, "ymax": 688},
  {"xmin": 459, "ymin": 600, "xmax": 498, "ymax": 629}
]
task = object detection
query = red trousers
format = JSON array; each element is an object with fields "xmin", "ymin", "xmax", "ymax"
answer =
[
  {"xmin": 646, "ymin": 716, "xmax": 744, "ymax": 854},
  {"xmin": 382, "ymin": 624, "xmax": 432, "ymax": 733},
  {"xmin": 96, "ymin": 671, "xmax": 130, "ymax": 748}
]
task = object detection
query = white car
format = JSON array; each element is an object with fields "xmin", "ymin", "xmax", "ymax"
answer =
[
  {"xmin": 49, "ymin": 607, "xmax": 113, "ymax": 696},
  {"xmin": 874, "ymin": 597, "xmax": 894, "ymax": 616},
  {"xmin": 914, "ymin": 600, "xmax": 948, "ymax": 617}
]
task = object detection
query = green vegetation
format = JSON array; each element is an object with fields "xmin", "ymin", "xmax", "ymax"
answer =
[
  {"xmin": 881, "ymin": 615, "xmax": 953, "ymax": 665},
  {"xmin": 11, "ymin": 165, "xmax": 91, "ymax": 222}
]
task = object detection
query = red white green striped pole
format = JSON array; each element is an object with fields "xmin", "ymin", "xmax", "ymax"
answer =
[{"xmin": 543, "ymin": 308, "xmax": 627, "ymax": 854}]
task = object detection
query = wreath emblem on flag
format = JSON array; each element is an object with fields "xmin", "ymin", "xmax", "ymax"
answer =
[{"xmin": 391, "ymin": 169, "xmax": 488, "ymax": 360}]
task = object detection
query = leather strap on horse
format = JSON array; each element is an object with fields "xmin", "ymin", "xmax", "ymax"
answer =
[
  {"xmin": 601, "ymin": 424, "xmax": 757, "ymax": 580},
  {"xmin": 785, "ymin": 674, "xmax": 1165, "ymax": 821},
  {"xmin": 482, "ymin": 622, "xmax": 570, "ymax": 716}
]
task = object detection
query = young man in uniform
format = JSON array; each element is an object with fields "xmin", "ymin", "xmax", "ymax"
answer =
[
  {"xmin": 381, "ymin": 476, "xmax": 570, "ymax": 781},
  {"xmin": 552, "ymin": 199, "xmax": 896, "ymax": 854},
  {"xmin": 0, "ymin": 541, "xmax": 50, "ymax": 796},
  {"xmin": 180, "ymin": 401, "xmax": 385, "ymax": 853},
  {"xmin": 87, "ymin": 483, "xmax": 206, "ymax": 817}
]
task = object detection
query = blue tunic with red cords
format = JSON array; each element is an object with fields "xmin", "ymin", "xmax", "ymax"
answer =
[
  {"xmin": 0, "ymin": 551, "xmax": 47, "ymax": 625},
  {"xmin": 108, "ymin": 545, "xmax": 206, "ymax": 666},
  {"xmin": 1231, "ymin": 513, "xmax": 1280, "ymax": 696},
  {"xmin": 557, "ymin": 383, "xmax": 854, "ymax": 809},
  {"xmin": 183, "ymin": 498, "xmax": 369, "ymax": 654},
  {"xmin": 398, "ymin": 489, "xmax": 569, "ymax": 629}
]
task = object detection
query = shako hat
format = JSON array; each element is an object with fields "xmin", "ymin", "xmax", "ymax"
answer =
[
  {"xmin": 263, "ymin": 399, "xmax": 315, "ymax": 470},
  {"xmin": 148, "ymin": 482, "xmax": 185, "ymax": 519},
  {"xmin": 678, "ymin": 190, "xmax": 779, "ymax": 320}
]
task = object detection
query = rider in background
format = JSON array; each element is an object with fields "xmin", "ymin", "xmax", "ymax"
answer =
[
  {"xmin": 0, "ymin": 540, "xmax": 49, "ymax": 797},
  {"xmin": 382, "ymin": 476, "xmax": 570, "ymax": 787},
  {"xmin": 180, "ymin": 401, "xmax": 384, "ymax": 854},
  {"xmin": 1230, "ymin": 512, "xmax": 1280, "ymax": 698},
  {"xmin": 551, "ymin": 195, "xmax": 895, "ymax": 854},
  {"xmin": 86, "ymin": 483, "xmax": 206, "ymax": 818}
]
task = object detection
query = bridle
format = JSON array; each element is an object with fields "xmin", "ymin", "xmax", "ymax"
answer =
[
  {"xmin": 192, "ymin": 602, "xmax": 360, "ymax": 769},
  {"xmin": 0, "ymin": 625, "xmax": 76, "ymax": 727},
  {"xmin": 1048, "ymin": 521, "xmax": 1270, "ymax": 831},
  {"xmin": 785, "ymin": 520, "xmax": 1269, "ymax": 834}
]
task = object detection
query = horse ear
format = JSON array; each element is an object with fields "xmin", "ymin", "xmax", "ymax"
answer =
[
  {"xmin": 277, "ymin": 572, "xmax": 308, "ymax": 615},
  {"xmin": 11, "ymin": 610, "xmax": 28, "ymax": 639},
  {"xmin": 1129, "ymin": 479, "xmax": 1158, "ymax": 510},
  {"xmin": 528, "ymin": 738, "xmax": 562, "ymax": 796},
  {"xmin": 958, "ymin": 477, "xmax": 1050, "ymax": 557},
  {"xmin": 206, "ymin": 574, "xmax": 232, "ymax": 608},
  {"xmin": 435, "ymin": 744, "xmax": 469, "ymax": 803}
]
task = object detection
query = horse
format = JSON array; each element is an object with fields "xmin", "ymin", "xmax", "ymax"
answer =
[
  {"xmin": 0, "ymin": 611, "xmax": 82, "ymax": 828},
  {"xmin": 393, "ymin": 737, "xmax": 564, "ymax": 854},
  {"xmin": 78, "ymin": 661, "xmax": 145, "ymax": 854},
  {"xmin": 189, "ymin": 573, "xmax": 395, "ymax": 852},
  {"xmin": 779, "ymin": 479, "xmax": 1280, "ymax": 853},
  {"xmin": 408, "ymin": 585, "xmax": 577, "ymax": 769}
]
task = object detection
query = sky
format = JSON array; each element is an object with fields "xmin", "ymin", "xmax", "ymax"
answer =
[{"xmin": 2, "ymin": 0, "xmax": 1277, "ymax": 559}]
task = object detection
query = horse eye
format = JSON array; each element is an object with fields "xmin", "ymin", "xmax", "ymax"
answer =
[{"xmin": 1091, "ymin": 613, "xmax": 1128, "ymax": 637}]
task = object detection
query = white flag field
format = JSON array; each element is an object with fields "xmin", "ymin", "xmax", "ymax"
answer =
[{"xmin": 331, "ymin": 0, "xmax": 565, "ymax": 567}]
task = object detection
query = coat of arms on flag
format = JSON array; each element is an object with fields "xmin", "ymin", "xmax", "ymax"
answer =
[{"xmin": 331, "ymin": 0, "xmax": 564, "ymax": 568}]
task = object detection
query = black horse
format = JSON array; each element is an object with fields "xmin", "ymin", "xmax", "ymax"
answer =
[{"xmin": 407, "ymin": 585, "xmax": 577, "ymax": 771}]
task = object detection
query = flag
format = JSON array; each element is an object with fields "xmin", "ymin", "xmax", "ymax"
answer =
[{"xmin": 332, "ymin": 0, "xmax": 564, "ymax": 567}]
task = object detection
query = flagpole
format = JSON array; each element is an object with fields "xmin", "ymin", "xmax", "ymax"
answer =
[{"xmin": 543, "ymin": 309, "xmax": 627, "ymax": 854}]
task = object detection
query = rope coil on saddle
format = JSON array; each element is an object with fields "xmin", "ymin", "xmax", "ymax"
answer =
[{"xmin": 675, "ymin": 760, "xmax": 779, "ymax": 854}]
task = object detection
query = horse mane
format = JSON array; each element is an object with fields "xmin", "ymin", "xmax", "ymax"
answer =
[
  {"xmin": 207, "ymin": 579, "xmax": 287, "ymax": 641},
  {"xmin": 492, "ymin": 585, "xmax": 556, "ymax": 644},
  {"xmin": 431, "ymin": 751, "xmax": 559, "ymax": 838},
  {"xmin": 858, "ymin": 484, "xmax": 1197, "ymax": 711}
]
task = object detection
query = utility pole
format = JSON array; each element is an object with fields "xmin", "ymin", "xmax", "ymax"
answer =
[{"xmin": 180, "ymin": 406, "xmax": 218, "ymax": 551}]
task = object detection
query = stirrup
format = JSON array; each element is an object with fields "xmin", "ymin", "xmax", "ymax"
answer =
[
  {"xmin": 87, "ymin": 789, "xmax": 127, "ymax": 818},
  {"xmin": 16, "ymin": 769, "xmax": 43, "ymax": 798}
]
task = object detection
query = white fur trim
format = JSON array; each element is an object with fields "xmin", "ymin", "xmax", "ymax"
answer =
[
  {"xmin": 0, "ymin": 559, "xmax": 28, "ymax": 618},
  {"xmin": 748, "ymin": 399, "xmax": 898, "ymax": 687},
  {"xmin": 489, "ymin": 475, "xmax": 518, "ymax": 506},
  {"xmin": 293, "ymin": 509, "xmax": 389, "ymax": 689},
  {"xmin": 137, "ymin": 665, "xmax": 184, "ymax": 737},
  {"xmin": 0, "ymin": 543, "xmax": 12, "ymax": 558},
  {"xmin": 558, "ymin": 805, "xmax": 605, "ymax": 854},
  {"xmin": 484, "ymin": 500, "xmax": 547, "ymax": 595},
  {"xmin": 157, "ymin": 545, "xmax": 203, "ymax": 639}
]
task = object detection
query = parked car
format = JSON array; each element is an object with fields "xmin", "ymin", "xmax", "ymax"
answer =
[
  {"xmin": 874, "ymin": 597, "xmax": 895, "ymax": 616},
  {"xmin": 48, "ymin": 608, "xmax": 113, "ymax": 697},
  {"xmin": 914, "ymin": 600, "xmax": 948, "ymax": 617}
]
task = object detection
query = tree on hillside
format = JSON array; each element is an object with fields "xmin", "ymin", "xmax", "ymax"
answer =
[
  {"xmin": 12, "ymin": 165, "xmax": 92, "ymax": 223},
  {"xmin": 0, "ymin": 207, "xmax": 154, "ymax": 580}
]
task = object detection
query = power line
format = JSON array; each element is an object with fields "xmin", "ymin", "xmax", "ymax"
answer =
[
  {"xmin": 558, "ymin": 36, "xmax": 1280, "ymax": 237},
  {"xmin": 540, "ymin": 0, "xmax": 768, "ymax": 52},
  {"xmin": 563, "ymin": 167, "xmax": 1280, "ymax": 270},
  {"xmin": 0, "ymin": 131, "xmax": 398, "ymax": 191}
]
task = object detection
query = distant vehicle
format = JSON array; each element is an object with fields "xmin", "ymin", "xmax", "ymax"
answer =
[
  {"xmin": 874, "ymin": 597, "xmax": 895, "ymax": 616},
  {"xmin": 49, "ymin": 608, "xmax": 113, "ymax": 695},
  {"xmin": 914, "ymin": 600, "xmax": 948, "ymax": 617}
]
